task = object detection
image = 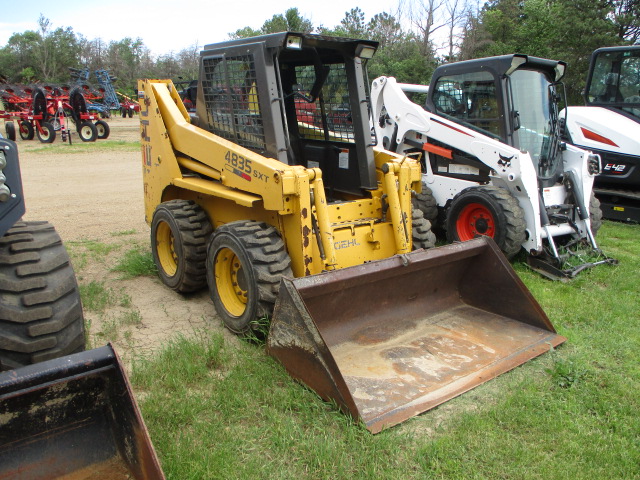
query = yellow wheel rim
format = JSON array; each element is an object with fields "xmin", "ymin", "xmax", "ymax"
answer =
[
  {"xmin": 214, "ymin": 247, "xmax": 247, "ymax": 317},
  {"xmin": 156, "ymin": 222, "xmax": 178, "ymax": 276}
]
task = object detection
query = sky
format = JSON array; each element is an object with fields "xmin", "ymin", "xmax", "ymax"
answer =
[{"xmin": 0, "ymin": 0, "xmax": 406, "ymax": 57}]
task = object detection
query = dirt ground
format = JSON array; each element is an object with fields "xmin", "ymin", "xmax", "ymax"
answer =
[{"xmin": 18, "ymin": 115, "xmax": 228, "ymax": 362}]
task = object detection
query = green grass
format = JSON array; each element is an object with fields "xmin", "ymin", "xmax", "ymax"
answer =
[
  {"xmin": 112, "ymin": 247, "xmax": 157, "ymax": 278},
  {"xmin": 130, "ymin": 221, "xmax": 640, "ymax": 479},
  {"xmin": 79, "ymin": 280, "xmax": 115, "ymax": 312},
  {"xmin": 66, "ymin": 240, "xmax": 120, "ymax": 270}
]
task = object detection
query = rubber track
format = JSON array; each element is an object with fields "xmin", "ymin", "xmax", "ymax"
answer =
[
  {"xmin": 0, "ymin": 221, "xmax": 84, "ymax": 370},
  {"xmin": 157, "ymin": 200, "xmax": 213, "ymax": 293},
  {"xmin": 215, "ymin": 221, "xmax": 292, "ymax": 321}
]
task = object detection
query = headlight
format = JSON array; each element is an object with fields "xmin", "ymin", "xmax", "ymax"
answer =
[
  {"xmin": 285, "ymin": 35, "xmax": 303, "ymax": 50},
  {"xmin": 587, "ymin": 153, "xmax": 601, "ymax": 175}
]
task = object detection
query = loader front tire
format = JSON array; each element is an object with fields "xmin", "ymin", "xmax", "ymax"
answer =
[
  {"xmin": 446, "ymin": 186, "xmax": 526, "ymax": 259},
  {"xmin": 207, "ymin": 221, "xmax": 292, "ymax": 335},
  {"xmin": 0, "ymin": 221, "xmax": 85, "ymax": 371},
  {"xmin": 151, "ymin": 200, "xmax": 212, "ymax": 293}
]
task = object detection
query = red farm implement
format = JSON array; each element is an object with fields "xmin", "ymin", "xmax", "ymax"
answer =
[{"xmin": 0, "ymin": 84, "xmax": 110, "ymax": 143}]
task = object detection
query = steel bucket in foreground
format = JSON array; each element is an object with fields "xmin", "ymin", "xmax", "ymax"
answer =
[
  {"xmin": 267, "ymin": 237, "xmax": 566, "ymax": 433},
  {"xmin": 0, "ymin": 344, "xmax": 164, "ymax": 479}
]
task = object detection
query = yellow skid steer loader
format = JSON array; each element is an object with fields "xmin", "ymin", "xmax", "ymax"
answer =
[{"xmin": 139, "ymin": 32, "xmax": 564, "ymax": 432}]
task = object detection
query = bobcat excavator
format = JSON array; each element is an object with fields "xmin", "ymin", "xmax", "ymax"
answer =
[
  {"xmin": 371, "ymin": 54, "xmax": 616, "ymax": 280},
  {"xmin": 139, "ymin": 32, "xmax": 565, "ymax": 433}
]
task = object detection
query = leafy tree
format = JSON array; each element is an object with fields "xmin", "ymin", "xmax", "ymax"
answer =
[
  {"xmin": 334, "ymin": 8, "xmax": 369, "ymax": 38},
  {"xmin": 0, "ymin": 30, "xmax": 40, "ymax": 82},
  {"xmin": 229, "ymin": 8, "xmax": 313, "ymax": 38},
  {"xmin": 368, "ymin": 12, "xmax": 404, "ymax": 49},
  {"xmin": 609, "ymin": 0, "xmax": 640, "ymax": 43},
  {"xmin": 228, "ymin": 27, "xmax": 262, "ymax": 39},
  {"xmin": 105, "ymin": 37, "xmax": 147, "ymax": 94},
  {"xmin": 460, "ymin": 0, "xmax": 626, "ymax": 102},
  {"xmin": 369, "ymin": 36, "xmax": 437, "ymax": 84}
]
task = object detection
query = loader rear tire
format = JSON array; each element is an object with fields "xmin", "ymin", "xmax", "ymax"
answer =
[
  {"xmin": 0, "ymin": 221, "xmax": 85, "ymax": 371},
  {"xmin": 151, "ymin": 200, "xmax": 213, "ymax": 293},
  {"xmin": 206, "ymin": 221, "xmax": 292, "ymax": 335},
  {"xmin": 412, "ymin": 181, "xmax": 438, "ymax": 224},
  {"xmin": 446, "ymin": 186, "xmax": 526, "ymax": 259},
  {"xmin": 412, "ymin": 208, "xmax": 436, "ymax": 250}
]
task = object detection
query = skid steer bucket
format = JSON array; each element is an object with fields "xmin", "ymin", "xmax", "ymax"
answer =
[
  {"xmin": 268, "ymin": 237, "xmax": 565, "ymax": 433},
  {"xmin": 0, "ymin": 345, "xmax": 164, "ymax": 479}
]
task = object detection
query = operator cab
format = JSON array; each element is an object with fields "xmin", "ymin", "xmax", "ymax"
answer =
[
  {"xmin": 584, "ymin": 46, "xmax": 640, "ymax": 121},
  {"xmin": 194, "ymin": 32, "xmax": 379, "ymax": 197},
  {"xmin": 425, "ymin": 54, "xmax": 567, "ymax": 186}
]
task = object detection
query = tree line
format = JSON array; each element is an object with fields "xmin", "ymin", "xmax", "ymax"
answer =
[{"xmin": 1, "ymin": 1, "xmax": 638, "ymax": 102}]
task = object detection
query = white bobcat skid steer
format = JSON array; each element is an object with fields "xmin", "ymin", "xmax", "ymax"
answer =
[{"xmin": 371, "ymin": 54, "xmax": 616, "ymax": 279}]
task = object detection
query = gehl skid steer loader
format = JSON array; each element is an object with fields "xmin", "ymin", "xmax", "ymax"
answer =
[
  {"xmin": 139, "ymin": 33, "xmax": 565, "ymax": 433},
  {"xmin": 372, "ymin": 55, "xmax": 617, "ymax": 280}
]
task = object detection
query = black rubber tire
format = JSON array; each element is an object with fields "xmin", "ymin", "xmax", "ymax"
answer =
[
  {"xmin": 446, "ymin": 185, "xmax": 526, "ymax": 259},
  {"xmin": 151, "ymin": 200, "xmax": 213, "ymax": 293},
  {"xmin": 412, "ymin": 208, "xmax": 436, "ymax": 250},
  {"xmin": 94, "ymin": 120, "xmax": 110, "ymax": 139},
  {"xmin": 69, "ymin": 87, "xmax": 88, "ymax": 125},
  {"xmin": 206, "ymin": 221, "xmax": 292, "ymax": 335},
  {"xmin": 5, "ymin": 121, "xmax": 16, "ymax": 141},
  {"xmin": 589, "ymin": 191, "xmax": 603, "ymax": 236},
  {"xmin": 0, "ymin": 221, "xmax": 85, "ymax": 371},
  {"xmin": 36, "ymin": 122, "xmax": 56, "ymax": 143},
  {"xmin": 19, "ymin": 121, "xmax": 34, "ymax": 141},
  {"xmin": 32, "ymin": 87, "xmax": 49, "ymax": 122},
  {"xmin": 412, "ymin": 180, "xmax": 438, "ymax": 224},
  {"xmin": 78, "ymin": 121, "xmax": 97, "ymax": 142}
]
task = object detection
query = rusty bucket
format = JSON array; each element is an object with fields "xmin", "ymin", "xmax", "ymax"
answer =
[
  {"xmin": 0, "ymin": 345, "xmax": 164, "ymax": 479},
  {"xmin": 267, "ymin": 237, "xmax": 565, "ymax": 433}
]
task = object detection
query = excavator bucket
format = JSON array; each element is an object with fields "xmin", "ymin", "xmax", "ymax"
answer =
[
  {"xmin": 0, "ymin": 345, "xmax": 164, "ymax": 479},
  {"xmin": 268, "ymin": 237, "xmax": 565, "ymax": 433}
]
